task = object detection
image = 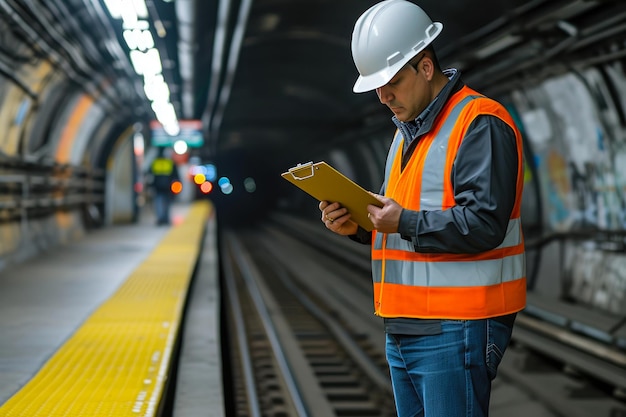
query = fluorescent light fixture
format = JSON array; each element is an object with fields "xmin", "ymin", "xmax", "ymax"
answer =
[
  {"xmin": 144, "ymin": 48, "xmax": 162, "ymax": 76},
  {"xmin": 132, "ymin": 0, "xmax": 149, "ymax": 19},
  {"xmin": 123, "ymin": 29, "xmax": 154, "ymax": 51},
  {"xmin": 106, "ymin": 0, "xmax": 179, "ymax": 127},
  {"xmin": 103, "ymin": 0, "xmax": 123, "ymax": 19},
  {"xmin": 139, "ymin": 30, "xmax": 155, "ymax": 50},
  {"xmin": 129, "ymin": 50, "xmax": 144, "ymax": 74},
  {"xmin": 121, "ymin": 6, "xmax": 138, "ymax": 26},
  {"xmin": 122, "ymin": 19, "xmax": 150, "ymax": 30},
  {"xmin": 129, "ymin": 48, "xmax": 162, "ymax": 76},
  {"xmin": 152, "ymin": 101, "xmax": 177, "ymax": 123},
  {"xmin": 144, "ymin": 75, "xmax": 170, "ymax": 102},
  {"xmin": 104, "ymin": 0, "xmax": 148, "ymax": 20},
  {"xmin": 164, "ymin": 123, "xmax": 181, "ymax": 136},
  {"xmin": 123, "ymin": 30, "xmax": 138, "ymax": 50}
]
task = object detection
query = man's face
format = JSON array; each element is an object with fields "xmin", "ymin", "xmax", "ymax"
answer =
[{"xmin": 375, "ymin": 54, "xmax": 430, "ymax": 122}]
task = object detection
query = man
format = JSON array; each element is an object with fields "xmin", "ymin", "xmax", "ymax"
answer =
[
  {"xmin": 319, "ymin": 1, "xmax": 526, "ymax": 416},
  {"xmin": 149, "ymin": 147, "xmax": 180, "ymax": 225}
]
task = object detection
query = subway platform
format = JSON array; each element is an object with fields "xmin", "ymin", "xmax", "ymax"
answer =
[
  {"xmin": 0, "ymin": 200, "xmax": 223, "ymax": 417},
  {"xmin": 0, "ymin": 198, "xmax": 624, "ymax": 417}
]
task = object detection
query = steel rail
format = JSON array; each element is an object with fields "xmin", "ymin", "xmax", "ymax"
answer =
[
  {"xmin": 225, "ymin": 231, "xmax": 329, "ymax": 417},
  {"xmin": 257, "ymin": 230, "xmax": 391, "ymax": 393},
  {"xmin": 222, "ymin": 244, "xmax": 262, "ymax": 417}
]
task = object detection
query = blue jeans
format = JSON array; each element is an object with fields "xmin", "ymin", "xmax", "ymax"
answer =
[
  {"xmin": 154, "ymin": 192, "xmax": 171, "ymax": 224},
  {"xmin": 386, "ymin": 319, "xmax": 512, "ymax": 417}
]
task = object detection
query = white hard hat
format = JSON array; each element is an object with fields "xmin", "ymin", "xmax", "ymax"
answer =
[{"xmin": 351, "ymin": 0, "xmax": 443, "ymax": 93}]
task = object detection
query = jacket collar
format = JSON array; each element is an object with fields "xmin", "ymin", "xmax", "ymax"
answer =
[{"xmin": 392, "ymin": 68, "xmax": 464, "ymax": 145}]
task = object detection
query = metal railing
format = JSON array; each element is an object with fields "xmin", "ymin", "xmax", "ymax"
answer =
[{"xmin": 0, "ymin": 155, "xmax": 105, "ymax": 223}]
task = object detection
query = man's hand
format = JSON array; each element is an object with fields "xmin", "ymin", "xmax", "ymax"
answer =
[
  {"xmin": 366, "ymin": 194, "xmax": 403, "ymax": 233},
  {"xmin": 319, "ymin": 201, "xmax": 358, "ymax": 235}
]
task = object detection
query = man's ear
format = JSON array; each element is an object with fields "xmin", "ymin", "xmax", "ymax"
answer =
[{"xmin": 421, "ymin": 56, "xmax": 434, "ymax": 81}]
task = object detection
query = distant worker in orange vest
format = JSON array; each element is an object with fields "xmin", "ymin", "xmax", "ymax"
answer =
[
  {"xmin": 319, "ymin": 1, "xmax": 526, "ymax": 416},
  {"xmin": 149, "ymin": 147, "xmax": 180, "ymax": 225}
]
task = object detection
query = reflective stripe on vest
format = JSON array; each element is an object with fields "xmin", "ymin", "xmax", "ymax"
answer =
[
  {"xmin": 373, "ymin": 217, "xmax": 525, "ymax": 286},
  {"xmin": 421, "ymin": 95, "xmax": 481, "ymax": 210},
  {"xmin": 371, "ymin": 88, "xmax": 526, "ymax": 319}
]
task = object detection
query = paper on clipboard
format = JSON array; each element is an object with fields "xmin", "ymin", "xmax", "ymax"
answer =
[{"xmin": 281, "ymin": 161, "xmax": 381, "ymax": 231}]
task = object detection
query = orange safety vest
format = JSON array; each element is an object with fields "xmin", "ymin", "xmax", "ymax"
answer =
[{"xmin": 372, "ymin": 86, "xmax": 526, "ymax": 319}]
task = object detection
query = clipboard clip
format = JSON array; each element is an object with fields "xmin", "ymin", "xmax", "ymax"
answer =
[{"xmin": 287, "ymin": 161, "xmax": 315, "ymax": 180}]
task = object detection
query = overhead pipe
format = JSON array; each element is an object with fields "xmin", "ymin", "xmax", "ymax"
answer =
[
  {"xmin": 201, "ymin": 0, "xmax": 232, "ymax": 132},
  {"xmin": 16, "ymin": 0, "xmax": 130, "ymax": 112},
  {"xmin": 0, "ymin": 60, "xmax": 38, "ymax": 99},
  {"xmin": 0, "ymin": 0, "xmax": 85, "ymax": 86},
  {"xmin": 145, "ymin": 0, "xmax": 180, "ymax": 119},
  {"xmin": 0, "ymin": 0, "xmax": 145, "ymax": 114},
  {"xmin": 23, "ymin": 0, "xmax": 93, "ymax": 76},
  {"xmin": 439, "ymin": 0, "xmax": 550, "ymax": 62},
  {"xmin": 32, "ymin": 0, "xmax": 117, "ymax": 111},
  {"xmin": 177, "ymin": 0, "xmax": 250, "ymax": 154},
  {"xmin": 175, "ymin": 0, "xmax": 198, "ymax": 120},
  {"xmin": 207, "ymin": 0, "xmax": 253, "ymax": 155},
  {"xmin": 37, "ymin": 0, "xmax": 109, "ymax": 77}
]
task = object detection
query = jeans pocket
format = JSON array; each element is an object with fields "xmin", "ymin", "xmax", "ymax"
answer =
[{"xmin": 486, "ymin": 319, "xmax": 513, "ymax": 380}]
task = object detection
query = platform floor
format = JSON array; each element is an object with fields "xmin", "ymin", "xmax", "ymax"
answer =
[
  {"xmin": 0, "ymin": 202, "xmax": 222, "ymax": 417},
  {"xmin": 0, "ymin": 218, "xmax": 165, "ymax": 404}
]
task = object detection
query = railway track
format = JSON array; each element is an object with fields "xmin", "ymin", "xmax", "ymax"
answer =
[
  {"xmin": 222, "ymin": 230, "xmax": 395, "ymax": 417},
  {"xmin": 218, "ymin": 215, "xmax": 626, "ymax": 417}
]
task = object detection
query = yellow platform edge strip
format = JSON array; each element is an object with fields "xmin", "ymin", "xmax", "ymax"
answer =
[{"xmin": 0, "ymin": 200, "xmax": 212, "ymax": 417}]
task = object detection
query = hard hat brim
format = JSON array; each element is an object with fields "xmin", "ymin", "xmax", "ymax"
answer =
[{"xmin": 353, "ymin": 71, "xmax": 393, "ymax": 93}]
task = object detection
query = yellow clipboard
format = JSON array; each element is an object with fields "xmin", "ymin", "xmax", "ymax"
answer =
[{"xmin": 281, "ymin": 161, "xmax": 381, "ymax": 231}]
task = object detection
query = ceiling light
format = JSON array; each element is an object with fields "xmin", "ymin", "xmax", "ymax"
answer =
[
  {"xmin": 103, "ymin": 0, "xmax": 123, "ymax": 19},
  {"xmin": 130, "ymin": 48, "xmax": 162, "ymax": 76},
  {"xmin": 144, "ymin": 75, "xmax": 170, "ymax": 102},
  {"xmin": 105, "ymin": 0, "xmax": 179, "ymax": 128},
  {"xmin": 120, "ymin": 6, "xmax": 138, "ymax": 26},
  {"xmin": 123, "ymin": 29, "xmax": 154, "ymax": 51},
  {"xmin": 131, "ymin": 0, "xmax": 149, "ymax": 19},
  {"xmin": 122, "ymin": 19, "xmax": 150, "ymax": 30}
]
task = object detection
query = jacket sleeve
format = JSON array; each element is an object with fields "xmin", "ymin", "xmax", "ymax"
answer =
[
  {"xmin": 348, "ymin": 227, "xmax": 372, "ymax": 245},
  {"xmin": 398, "ymin": 114, "xmax": 520, "ymax": 253}
]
